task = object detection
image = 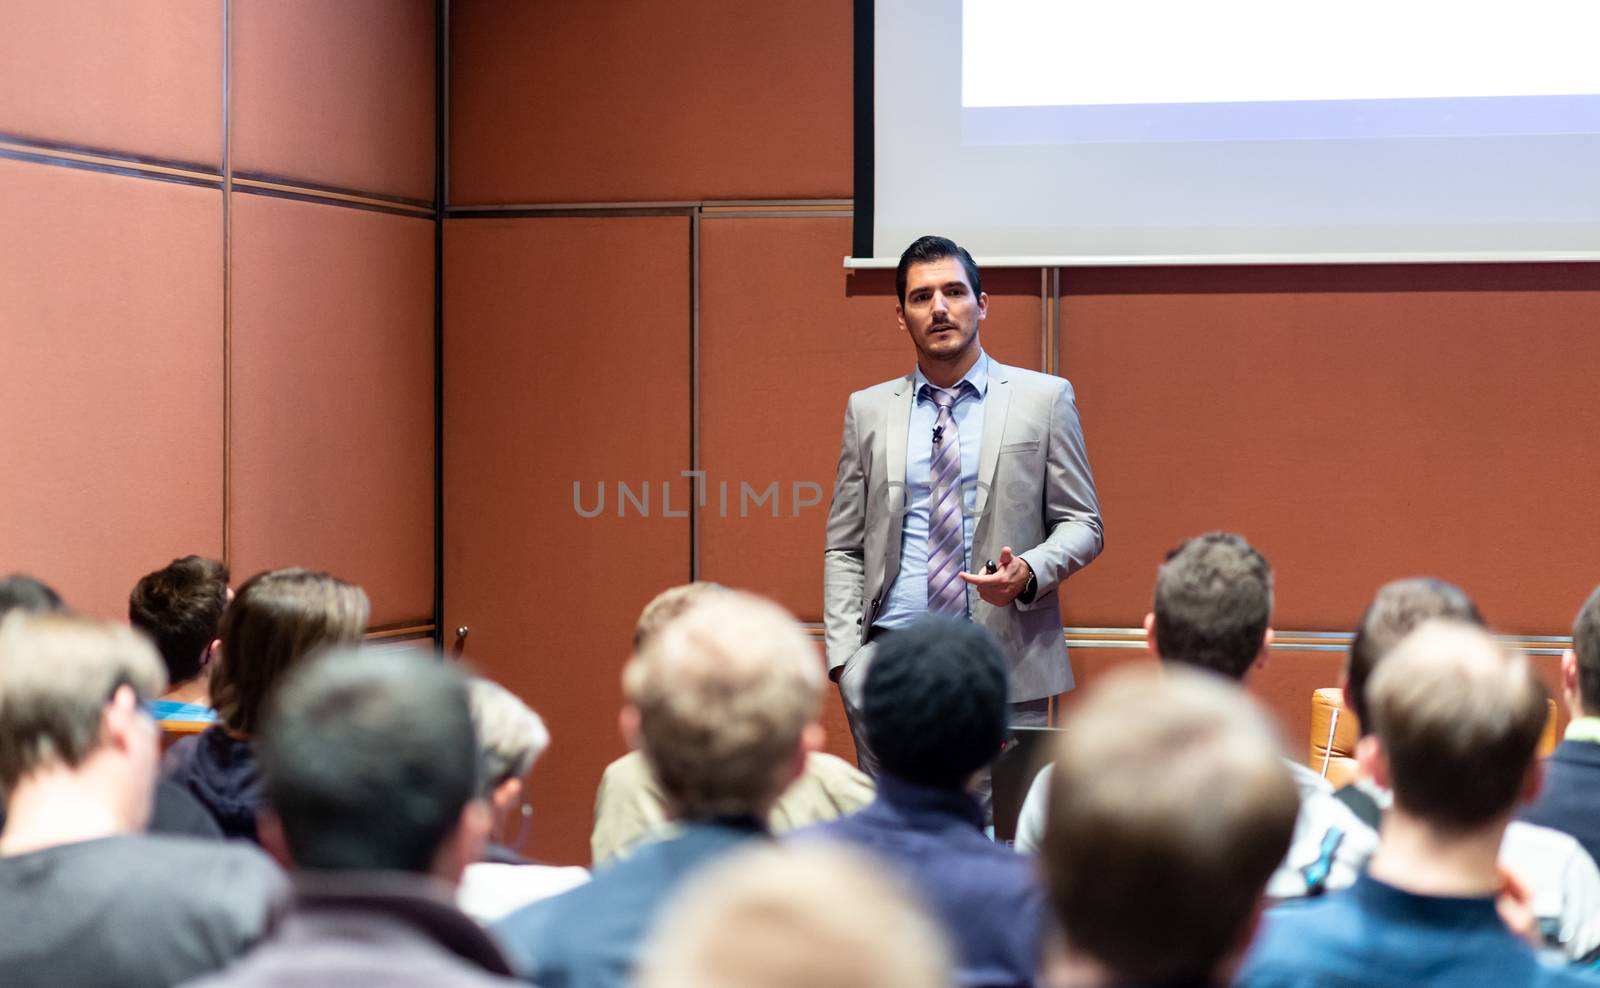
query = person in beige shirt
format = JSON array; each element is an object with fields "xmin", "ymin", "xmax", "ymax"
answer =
[{"xmin": 591, "ymin": 583, "xmax": 875, "ymax": 865}]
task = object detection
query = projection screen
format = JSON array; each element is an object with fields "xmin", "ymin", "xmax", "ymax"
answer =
[{"xmin": 855, "ymin": 0, "xmax": 1600, "ymax": 266}]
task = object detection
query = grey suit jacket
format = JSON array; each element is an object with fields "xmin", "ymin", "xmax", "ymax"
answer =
[{"xmin": 822, "ymin": 359, "xmax": 1102, "ymax": 702}]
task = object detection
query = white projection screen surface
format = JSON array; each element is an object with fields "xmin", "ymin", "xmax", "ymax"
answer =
[{"xmin": 863, "ymin": 0, "xmax": 1600, "ymax": 265}]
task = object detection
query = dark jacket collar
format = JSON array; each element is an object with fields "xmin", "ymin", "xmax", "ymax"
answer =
[
  {"xmin": 873, "ymin": 773, "xmax": 987, "ymax": 830},
  {"xmin": 288, "ymin": 870, "xmax": 514, "ymax": 976}
]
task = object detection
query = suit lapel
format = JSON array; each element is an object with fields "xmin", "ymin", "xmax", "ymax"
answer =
[
  {"xmin": 973, "ymin": 363, "xmax": 1011, "ymax": 550},
  {"xmin": 883, "ymin": 376, "xmax": 913, "ymax": 591}
]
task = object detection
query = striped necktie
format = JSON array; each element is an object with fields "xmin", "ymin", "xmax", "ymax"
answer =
[{"xmin": 923, "ymin": 383, "xmax": 970, "ymax": 616}]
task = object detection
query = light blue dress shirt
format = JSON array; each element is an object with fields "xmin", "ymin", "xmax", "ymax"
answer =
[{"xmin": 872, "ymin": 352, "xmax": 989, "ymax": 631}]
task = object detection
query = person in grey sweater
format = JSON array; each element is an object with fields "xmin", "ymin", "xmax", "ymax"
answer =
[
  {"xmin": 180, "ymin": 646, "xmax": 521, "ymax": 988},
  {"xmin": 0, "ymin": 612, "xmax": 284, "ymax": 988}
]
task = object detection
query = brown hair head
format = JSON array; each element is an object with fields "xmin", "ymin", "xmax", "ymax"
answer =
[
  {"xmin": 128, "ymin": 555, "xmax": 230, "ymax": 685},
  {"xmin": 1346, "ymin": 578, "xmax": 1483, "ymax": 736},
  {"xmin": 209, "ymin": 568, "xmax": 369, "ymax": 735},
  {"xmin": 1042, "ymin": 664, "xmax": 1298, "ymax": 984}
]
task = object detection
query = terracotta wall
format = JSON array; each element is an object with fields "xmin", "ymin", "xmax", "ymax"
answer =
[
  {"xmin": 0, "ymin": 0, "xmax": 436, "ymax": 629},
  {"xmin": 448, "ymin": 0, "xmax": 1600, "ymax": 866}
]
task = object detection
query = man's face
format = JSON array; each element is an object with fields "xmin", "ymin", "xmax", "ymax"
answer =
[{"xmin": 897, "ymin": 257, "xmax": 987, "ymax": 367}]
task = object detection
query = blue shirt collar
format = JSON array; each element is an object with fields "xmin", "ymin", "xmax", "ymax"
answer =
[{"xmin": 913, "ymin": 350, "xmax": 989, "ymax": 402}]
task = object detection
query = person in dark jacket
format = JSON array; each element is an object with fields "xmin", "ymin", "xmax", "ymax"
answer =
[
  {"xmin": 798, "ymin": 617, "xmax": 1046, "ymax": 988},
  {"xmin": 1522, "ymin": 584, "xmax": 1600, "ymax": 866},
  {"xmin": 177, "ymin": 646, "xmax": 518, "ymax": 988},
  {"xmin": 162, "ymin": 567, "xmax": 367, "ymax": 841}
]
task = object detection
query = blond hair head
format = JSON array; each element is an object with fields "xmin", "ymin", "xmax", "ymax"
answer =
[
  {"xmin": 638, "ymin": 843, "xmax": 954, "ymax": 988},
  {"xmin": 0, "ymin": 612, "xmax": 167, "ymax": 790},
  {"xmin": 1368, "ymin": 619, "xmax": 1547, "ymax": 830},
  {"xmin": 633, "ymin": 582, "xmax": 724, "ymax": 650},
  {"xmin": 623, "ymin": 591, "xmax": 821, "ymax": 820}
]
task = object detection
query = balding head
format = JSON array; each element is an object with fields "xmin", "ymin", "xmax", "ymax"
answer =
[
  {"xmin": 1366, "ymin": 620, "xmax": 1547, "ymax": 831},
  {"xmin": 632, "ymin": 581, "xmax": 725, "ymax": 651},
  {"xmin": 1043, "ymin": 664, "xmax": 1298, "ymax": 985},
  {"xmin": 623, "ymin": 591, "xmax": 822, "ymax": 821}
]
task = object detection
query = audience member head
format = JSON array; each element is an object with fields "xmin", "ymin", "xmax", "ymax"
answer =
[
  {"xmin": 0, "ymin": 613, "xmax": 167, "ymax": 837},
  {"xmin": 210, "ymin": 568, "xmax": 369, "ymax": 736},
  {"xmin": 0, "ymin": 574, "xmax": 64, "ymax": 619},
  {"xmin": 258, "ymin": 646, "xmax": 486, "ymax": 880},
  {"xmin": 1345, "ymin": 577, "xmax": 1483, "ymax": 736},
  {"xmin": 622, "ymin": 591, "xmax": 822, "ymax": 822},
  {"xmin": 128, "ymin": 555, "xmax": 230, "ymax": 688},
  {"xmin": 638, "ymin": 843, "xmax": 954, "ymax": 988},
  {"xmin": 466, "ymin": 676, "xmax": 549, "ymax": 823},
  {"xmin": 895, "ymin": 235, "xmax": 982, "ymax": 306},
  {"xmin": 1149, "ymin": 532, "xmax": 1273, "ymax": 680},
  {"xmin": 863, "ymin": 617, "xmax": 1008, "ymax": 790},
  {"xmin": 633, "ymin": 581, "xmax": 725, "ymax": 651},
  {"xmin": 1042, "ymin": 665, "xmax": 1297, "ymax": 986},
  {"xmin": 1562, "ymin": 584, "xmax": 1600, "ymax": 719},
  {"xmin": 1362, "ymin": 621, "xmax": 1547, "ymax": 833}
]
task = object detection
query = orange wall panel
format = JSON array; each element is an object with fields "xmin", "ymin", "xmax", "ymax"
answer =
[
  {"xmin": 698, "ymin": 218, "xmax": 1044, "ymax": 620},
  {"xmin": 229, "ymin": 194, "xmax": 435, "ymax": 626},
  {"xmin": 0, "ymin": 160, "xmax": 223, "ymax": 618},
  {"xmin": 450, "ymin": 0, "xmax": 852, "ymax": 204},
  {"xmin": 1060, "ymin": 263, "xmax": 1600, "ymax": 636},
  {"xmin": 232, "ymin": 0, "xmax": 435, "ymax": 199},
  {"xmin": 443, "ymin": 216, "xmax": 691, "ymax": 864},
  {"xmin": 0, "ymin": 0, "xmax": 222, "ymax": 166}
]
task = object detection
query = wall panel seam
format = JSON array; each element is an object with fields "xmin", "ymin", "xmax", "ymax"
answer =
[
  {"xmin": 222, "ymin": 0, "xmax": 233, "ymax": 566},
  {"xmin": 689, "ymin": 210, "xmax": 701, "ymax": 582},
  {"xmin": 435, "ymin": 0, "xmax": 448, "ymax": 645}
]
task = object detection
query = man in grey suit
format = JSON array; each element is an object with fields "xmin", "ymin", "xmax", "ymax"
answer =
[{"xmin": 824, "ymin": 235, "xmax": 1103, "ymax": 775}]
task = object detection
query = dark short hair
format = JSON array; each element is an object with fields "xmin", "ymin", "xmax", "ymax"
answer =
[
  {"xmin": 260, "ymin": 646, "xmax": 478, "ymax": 872},
  {"xmin": 129, "ymin": 556, "xmax": 230, "ymax": 685},
  {"xmin": 0, "ymin": 574, "xmax": 64, "ymax": 620},
  {"xmin": 1572, "ymin": 586, "xmax": 1600, "ymax": 717},
  {"xmin": 1347, "ymin": 578, "xmax": 1483, "ymax": 737},
  {"xmin": 1153, "ymin": 533, "xmax": 1272, "ymax": 680},
  {"xmin": 863, "ymin": 617, "xmax": 1008, "ymax": 789},
  {"xmin": 210, "ymin": 568, "xmax": 369, "ymax": 735},
  {"xmin": 895, "ymin": 236, "xmax": 982, "ymax": 306}
]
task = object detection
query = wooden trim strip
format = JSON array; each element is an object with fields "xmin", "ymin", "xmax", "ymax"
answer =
[
  {"xmin": 447, "ymin": 205, "xmax": 697, "ymax": 220},
  {"xmin": 232, "ymin": 171, "xmax": 433, "ymax": 211},
  {"xmin": 232, "ymin": 176, "xmax": 434, "ymax": 217},
  {"xmin": 701, "ymin": 201, "xmax": 853, "ymax": 214},
  {"xmin": 450, "ymin": 200, "xmax": 700, "ymax": 213},
  {"xmin": 0, "ymin": 135, "xmax": 438, "ymax": 218},
  {"xmin": 0, "ymin": 132, "xmax": 219, "ymax": 176},
  {"xmin": 700, "ymin": 210, "xmax": 853, "ymax": 220},
  {"xmin": 0, "ymin": 143, "xmax": 221, "ymax": 189},
  {"xmin": 365, "ymin": 623, "xmax": 438, "ymax": 641}
]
